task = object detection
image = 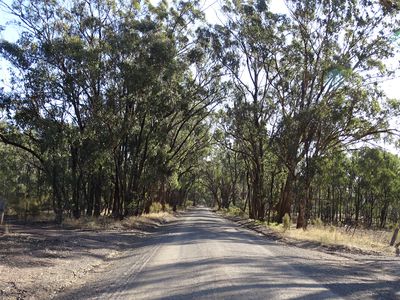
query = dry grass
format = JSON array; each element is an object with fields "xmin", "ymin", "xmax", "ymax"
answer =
[
  {"xmin": 123, "ymin": 212, "xmax": 176, "ymax": 229},
  {"xmin": 62, "ymin": 212, "xmax": 176, "ymax": 231},
  {"xmin": 217, "ymin": 207, "xmax": 397, "ymax": 255},
  {"xmin": 220, "ymin": 206, "xmax": 248, "ymax": 218},
  {"xmin": 3, "ymin": 209, "xmax": 176, "ymax": 232},
  {"xmin": 269, "ymin": 223, "xmax": 394, "ymax": 254},
  {"xmin": 62, "ymin": 216, "xmax": 115, "ymax": 230}
]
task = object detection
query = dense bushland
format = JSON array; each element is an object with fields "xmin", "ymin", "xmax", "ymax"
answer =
[{"xmin": 1, "ymin": 0, "xmax": 400, "ymax": 230}]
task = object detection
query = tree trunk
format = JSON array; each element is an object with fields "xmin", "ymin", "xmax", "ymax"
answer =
[
  {"xmin": 93, "ymin": 172, "xmax": 102, "ymax": 217},
  {"xmin": 52, "ymin": 164, "xmax": 63, "ymax": 224},
  {"xmin": 113, "ymin": 159, "xmax": 121, "ymax": 219},
  {"xmin": 355, "ymin": 184, "xmax": 361, "ymax": 222},
  {"xmin": 277, "ymin": 170, "xmax": 295, "ymax": 223},
  {"xmin": 296, "ymin": 180, "xmax": 311, "ymax": 229},
  {"xmin": 71, "ymin": 146, "xmax": 81, "ymax": 219},
  {"xmin": 86, "ymin": 178, "xmax": 94, "ymax": 217},
  {"xmin": 390, "ymin": 227, "xmax": 399, "ymax": 246},
  {"xmin": 267, "ymin": 171, "xmax": 276, "ymax": 225}
]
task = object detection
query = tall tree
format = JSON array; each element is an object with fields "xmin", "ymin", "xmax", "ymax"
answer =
[{"xmin": 0, "ymin": 0, "xmax": 220, "ymax": 221}]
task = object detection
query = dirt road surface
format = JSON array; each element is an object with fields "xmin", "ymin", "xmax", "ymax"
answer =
[{"xmin": 57, "ymin": 207, "xmax": 400, "ymax": 300}]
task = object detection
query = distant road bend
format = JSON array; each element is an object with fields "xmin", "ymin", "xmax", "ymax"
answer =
[{"xmin": 58, "ymin": 207, "xmax": 400, "ymax": 300}]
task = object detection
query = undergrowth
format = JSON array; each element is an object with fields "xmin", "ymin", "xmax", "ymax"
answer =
[
  {"xmin": 220, "ymin": 206, "xmax": 248, "ymax": 218},
  {"xmin": 218, "ymin": 209, "xmax": 395, "ymax": 254},
  {"xmin": 268, "ymin": 222, "xmax": 393, "ymax": 254},
  {"xmin": 62, "ymin": 210, "xmax": 175, "ymax": 230}
]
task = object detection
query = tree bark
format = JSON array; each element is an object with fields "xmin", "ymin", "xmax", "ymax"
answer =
[
  {"xmin": 71, "ymin": 146, "xmax": 81, "ymax": 219},
  {"xmin": 277, "ymin": 170, "xmax": 295, "ymax": 223},
  {"xmin": 390, "ymin": 227, "xmax": 399, "ymax": 246}
]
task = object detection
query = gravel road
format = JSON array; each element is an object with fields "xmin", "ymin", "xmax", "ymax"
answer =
[{"xmin": 57, "ymin": 207, "xmax": 400, "ymax": 300}]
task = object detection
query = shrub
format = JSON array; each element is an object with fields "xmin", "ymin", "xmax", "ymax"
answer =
[
  {"xmin": 149, "ymin": 202, "xmax": 163, "ymax": 214},
  {"xmin": 313, "ymin": 217, "xmax": 323, "ymax": 228},
  {"xmin": 185, "ymin": 199, "xmax": 194, "ymax": 207},
  {"xmin": 163, "ymin": 203, "xmax": 172, "ymax": 212},
  {"xmin": 227, "ymin": 206, "xmax": 242, "ymax": 217},
  {"xmin": 389, "ymin": 222, "xmax": 399, "ymax": 230},
  {"xmin": 320, "ymin": 233, "xmax": 329, "ymax": 245},
  {"xmin": 148, "ymin": 202, "xmax": 172, "ymax": 214},
  {"xmin": 283, "ymin": 213, "xmax": 291, "ymax": 231}
]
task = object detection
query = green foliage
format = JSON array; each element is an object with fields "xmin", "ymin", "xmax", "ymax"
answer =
[
  {"xmin": 227, "ymin": 206, "xmax": 244, "ymax": 217},
  {"xmin": 0, "ymin": 0, "xmax": 400, "ymax": 229},
  {"xmin": 168, "ymin": 173, "xmax": 181, "ymax": 190},
  {"xmin": 0, "ymin": 144, "xmax": 49, "ymax": 218},
  {"xmin": 0, "ymin": 0, "xmax": 220, "ymax": 220},
  {"xmin": 209, "ymin": 0, "xmax": 400, "ymax": 227},
  {"xmin": 148, "ymin": 202, "xmax": 172, "ymax": 214}
]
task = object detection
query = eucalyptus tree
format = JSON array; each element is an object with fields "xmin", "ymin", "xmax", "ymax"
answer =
[
  {"xmin": 0, "ymin": 142, "xmax": 48, "ymax": 217},
  {"xmin": 354, "ymin": 148, "xmax": 400, "ymax": 227},
  {"xmin": 0, "ymin": 0, "xmax": 141, "ymax": 220},
  {"xmin": 0, "ymin": 0, "xmax": 220, "ymax": 220},
  {"xmin": 115, "ymin": 0, "xmax": 223, "ymax": 215},
  {"xmin": 210, "ymin": 0, "xmax": 400, "ymax": 226},
  {"xmin": 310, "ymin": 148, "xmax": 400, "ymax": 228},
  {"xmin": 311, "ymin": 151, "xmax": 352, "ymax": 223},
  {"xmin": 208, "ymin": 0, "xmax": 287, "ymax": 220},
  {"xmin": 270, "ymin": 0, "xmax": 400, "ymax": 227}
]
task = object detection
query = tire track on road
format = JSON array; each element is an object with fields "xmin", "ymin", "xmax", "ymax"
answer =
[{"xmin": 111, "ymin": 244, "xmax": 161, "ymax": 300}]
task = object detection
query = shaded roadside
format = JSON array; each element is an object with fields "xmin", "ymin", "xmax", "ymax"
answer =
[
  {"xmin": 56, "ymin": 207, "xmax": 400, "ymax": 300},
  {"xmin": 0, "ymin": 213, "xmax": 177, "ymax": 299},
  {"xmin": 216, "ymin": 211, "xmax": 395, "ymax": 257}
]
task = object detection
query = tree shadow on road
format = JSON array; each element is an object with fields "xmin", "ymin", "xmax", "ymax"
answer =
[{"xmin": 55, "ymin": 208, "xmax": 400, "ymax": 300}]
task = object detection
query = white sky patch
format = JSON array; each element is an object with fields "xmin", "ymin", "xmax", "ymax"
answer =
[
  {"xmin": 381, "ymin": 77, "xmax": 400, "ymax": 99},
  {"xmin": 270, "ymin": 0, "xmax": 290, "ymax": 14}
]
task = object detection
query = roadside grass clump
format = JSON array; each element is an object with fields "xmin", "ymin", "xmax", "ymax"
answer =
[
  {"xmin": 228, "ymin": 206, "xmax": 246, "ymax": 217},
  {"xmin": 268, "ymin": 221, "xmax": 284, "ymax": 231},
  {"xmin": 123, "ymin": 211, "xmax": 176, "ymax": 229},
  {"xmin": 254, "ymin": 219, "xmax": 267, "ymax": 226},
  {"xmin": 149, "ymin": 202, "xmax": 163, "ymax": 214},
  {"xmin": 63, "ymin": 216, "xmax": 115, "ymax": 230},
  {"xmin": 282, "ymin": 213, "xmax": 291, "ymax": 232},
  {"xmin": 185, "ymin": 200, "xmax": 194, "ymax": 207},
  {"xmin": 388, "ymin": 222, "xmax": 399, "ymax": 230},
  {"xmin": 221, "ymin": 206, "xmax": 248, "ymax": 218},
  {"xmin": 6, "ymin": 210, "xmax": 55, "ymax": 223},
  {"xmin": 143, "ymin": 211, "xmax": 173, "ymax": 221},
  {"xmin": 313, "ymin": 217, "xmax": 323, "ymax": 228},
  {"xmin": 270, "ymin": 224, "xmax": 394, "ymax": 254},
  {"xmin": 149, "ymin": 202, "xmax": 172, "ymax": 214},
  {"xmin": 63, "ymin": 203, "xmax": 176, "ymax": 230},
  {"xmin": 63, "ymin": 210, "xmax": 176, "ymax": 231}
]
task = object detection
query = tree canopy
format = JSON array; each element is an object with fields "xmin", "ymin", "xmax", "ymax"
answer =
[{"xmin": 1, "ymin": 0, "xmax": 400, "ymax": 228}]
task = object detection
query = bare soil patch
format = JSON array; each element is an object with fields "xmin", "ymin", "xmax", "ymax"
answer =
[{"xmin": 0, "ymin": 213, "xmax": 176, "ymax": 299}]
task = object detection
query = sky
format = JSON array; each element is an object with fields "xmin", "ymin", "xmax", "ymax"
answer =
[
  {"xmin": 1, "ymin": 0, "xmax": 399, "ymax": 98},
  {"xmin": 201, "ymin": 0, "xmax": 400, "ymax": 153},
  {"xmin": 0, "ymin": 0, "xmax": 399, "ymax": 152},
  {"xmin": 204, "ymin": 0, "xmax": 400, "ymax": 97}
]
